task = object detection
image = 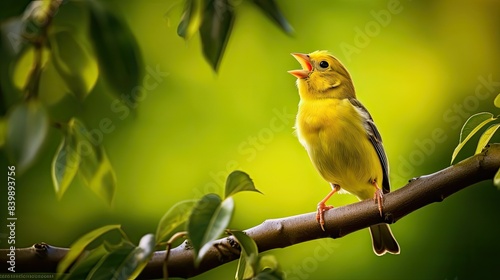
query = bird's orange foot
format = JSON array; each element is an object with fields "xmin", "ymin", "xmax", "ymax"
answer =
[
  {"xmin": 316, "ymin": 203, "xmax": 334, "ymax": 231},
  {"xmin": 372, "ymin": 180, "xmax": 384, "ymax": 217}
]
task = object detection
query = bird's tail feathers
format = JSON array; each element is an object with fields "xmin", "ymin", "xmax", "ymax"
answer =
[{"xmin": 369, "ymin": 224, "xmax": 400, "ymax": 256}]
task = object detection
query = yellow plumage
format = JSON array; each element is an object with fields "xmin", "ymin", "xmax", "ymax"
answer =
[
  {"xmin": 289, "ymin": 50, "xmax": 400, "ymax": 256},
  {"xmin": 296, "ymin": 97, "xmax": 382, "ymax": 199}
]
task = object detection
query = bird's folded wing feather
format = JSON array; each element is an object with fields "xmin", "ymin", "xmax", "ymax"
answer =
[{"xmin": 349, "ymin": 98, "xmax": 391, "ymax": 194}]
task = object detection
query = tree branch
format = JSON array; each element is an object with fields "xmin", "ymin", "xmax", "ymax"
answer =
[{"xmin": 2, "ymin": 144, "xmax": 499, "ymax": 279}]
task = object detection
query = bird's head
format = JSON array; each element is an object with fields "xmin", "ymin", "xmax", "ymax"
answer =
[{"xmin": 289, "ymin": 50, "xmax": 355, "ymax": 100}]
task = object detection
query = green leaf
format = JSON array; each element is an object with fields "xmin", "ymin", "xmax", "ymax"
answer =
[
  {"xmin": 451, "ymin": 112, "xmax": 496, "ymax": 164},
  {"xmin": 11, "ymin": 46, "xmax": 42, "ymax": 90},
  {"xmin": 39, "ymin": 58, "xmax": 70, "ymax": 105},
  {"xmin": 236, "ymin": 253, "xmax": 254, "ymax": 280},
  {"xmin": 254, "ymin": 255, "xmax": 284, "ymax": 280},
  {"xmin": 86, "ymin": 241, "xmax": 136, "ymax": 280},
  {"xmin": 232, "ymin": 230, "xmax": 258, "ymax": 280},
  {"xmin": 50, "ymin": 30, "xmax": 98, "ymax": 100},
  {"xmin": 5, "ymin": 101, "xmax": 49, "ymax": 172},
  {"xmin": 52, "ymin": 126, "xmax": 81, "ymax": 200},
  {"xmin": 61, "ymin": 244, "xmax": 109, "ymax": 280},
  {"xmin": 230, "ymin": 231, "xmax": 258, "ymax": 258},
  {"xmin": 11, "ymin": 46, "xmax": 41, "ymax": 90},
  {"xmin": 459, "ymin": 113, "xmax": 494, "ymax": 143},
  {"xmin": 199, "ymin": 0, "xmax": 234, "ymax": 71},
  {"xmin": 2, "ymin": 17, "xmax": 30, "ymax": 61},
  {"xmin": 156, "ymin": 199, "xmax": 197, "ymax": 244},
  {"xmin": 251, "ymin": 0, "xmax": 294, "ymax": 34},
  {"xmin": 71, "ymin": 119, "xmax": 117, "ymax": 205},
  {"xmin": 83, "ymin": 148, "xmax": 116, "ymax": 205},
  {"xmin": 258, "ymin": 255, "xmax": 280, "ymax": 274},
  {"xmin": 187, "ymin": 194, "xmax": 234, "ymax": 264},
  {"xmin": 494, "ymin": 168, "xmax": 500, "ymax": 189},
  {"xmin": 177, "ymin": 0, "xmax": 204, "ymax": 39},
  {"xmin": 225, "ymin": 170, "xmax": 262, "ymax": 198},
  {"xmin": 128, "ymin": 234, "xmax": 156, "ymax": 279},
  {"xmin": 475, "ymin": 123, "xmax": 500, "ymax": 154},
  {"xmin": 57, "ymin": 225, "xmax": 122, "ymax": 274},
  {"xmin": 88, "ymin": 0, "xmax": 143, "ymax": 108},
  {"xmin": 494, "ymin": 94, "xmax": 500, "ymax": 108},
  {"xmin": 86, "ymin": 234, "xmax": 154, "ymax": 280}
]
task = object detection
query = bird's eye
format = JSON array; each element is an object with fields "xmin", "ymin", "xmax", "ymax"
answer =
[{"xmin": 319, "ymin": 61, "xmax": 329, "ymax": 69}]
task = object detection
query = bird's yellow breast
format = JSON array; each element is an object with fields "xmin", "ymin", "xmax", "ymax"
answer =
[{"xmin": 295, "ymin": 98, "xmax": 382, "ymax": 200}]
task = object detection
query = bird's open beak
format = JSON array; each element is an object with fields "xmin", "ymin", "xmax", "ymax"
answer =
[{"xmin": 288, "ymin": 53, "xmax": 312, "ymax": 79}]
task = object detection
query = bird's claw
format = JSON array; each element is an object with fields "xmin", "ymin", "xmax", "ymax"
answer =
[
  {"xmin": 373, "ymin": 187, "xmax": 384, "ymax": 217},
  {"xmin": 316, "ymin": 203, "xmax": 334, "ymax": 231}
]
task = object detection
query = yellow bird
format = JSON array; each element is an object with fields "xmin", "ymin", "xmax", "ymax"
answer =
[{"xmin": 289, "ymin": 50, "xmax": 400, "ymax": 256}]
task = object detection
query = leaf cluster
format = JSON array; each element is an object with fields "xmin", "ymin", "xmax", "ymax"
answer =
[
  {"xmin": 0, "ymin": 0, "xmax": 143, "ymax": 203},
  {"xmin": 176, "ymin": 0, "xmax": 293, "ymax": 71},
  {"xmin": 57, "ymin": 171, "xmax": 283, "ymax": 279},
  {"xmin": 451, "ymin": 94, "xmax": 500, "ymax": 187}
]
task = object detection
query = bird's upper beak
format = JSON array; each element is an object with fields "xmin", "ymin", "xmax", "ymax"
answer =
[{"xmin": 288, "ymin": 53, "xmax": 312, "ymax": 79}]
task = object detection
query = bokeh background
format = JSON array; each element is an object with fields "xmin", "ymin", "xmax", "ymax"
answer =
[{"xmin": 2, "ymin": 0, "xmax": 500, "ymax": 279}]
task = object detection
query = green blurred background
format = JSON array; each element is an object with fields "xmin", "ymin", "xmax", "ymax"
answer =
[{"xmin": 2, "ymin": 0, "xmax": 500, "ymax": 279}]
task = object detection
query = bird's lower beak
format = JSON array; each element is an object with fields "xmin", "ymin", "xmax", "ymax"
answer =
[{"xmin": 288, "ymin": 53, "xmax": 312, "ymax": 79}]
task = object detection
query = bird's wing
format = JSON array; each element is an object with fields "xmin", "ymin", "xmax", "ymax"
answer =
[{"xmin": 349, "ymin": 98, "xmax": 391, "ymax": 194}]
